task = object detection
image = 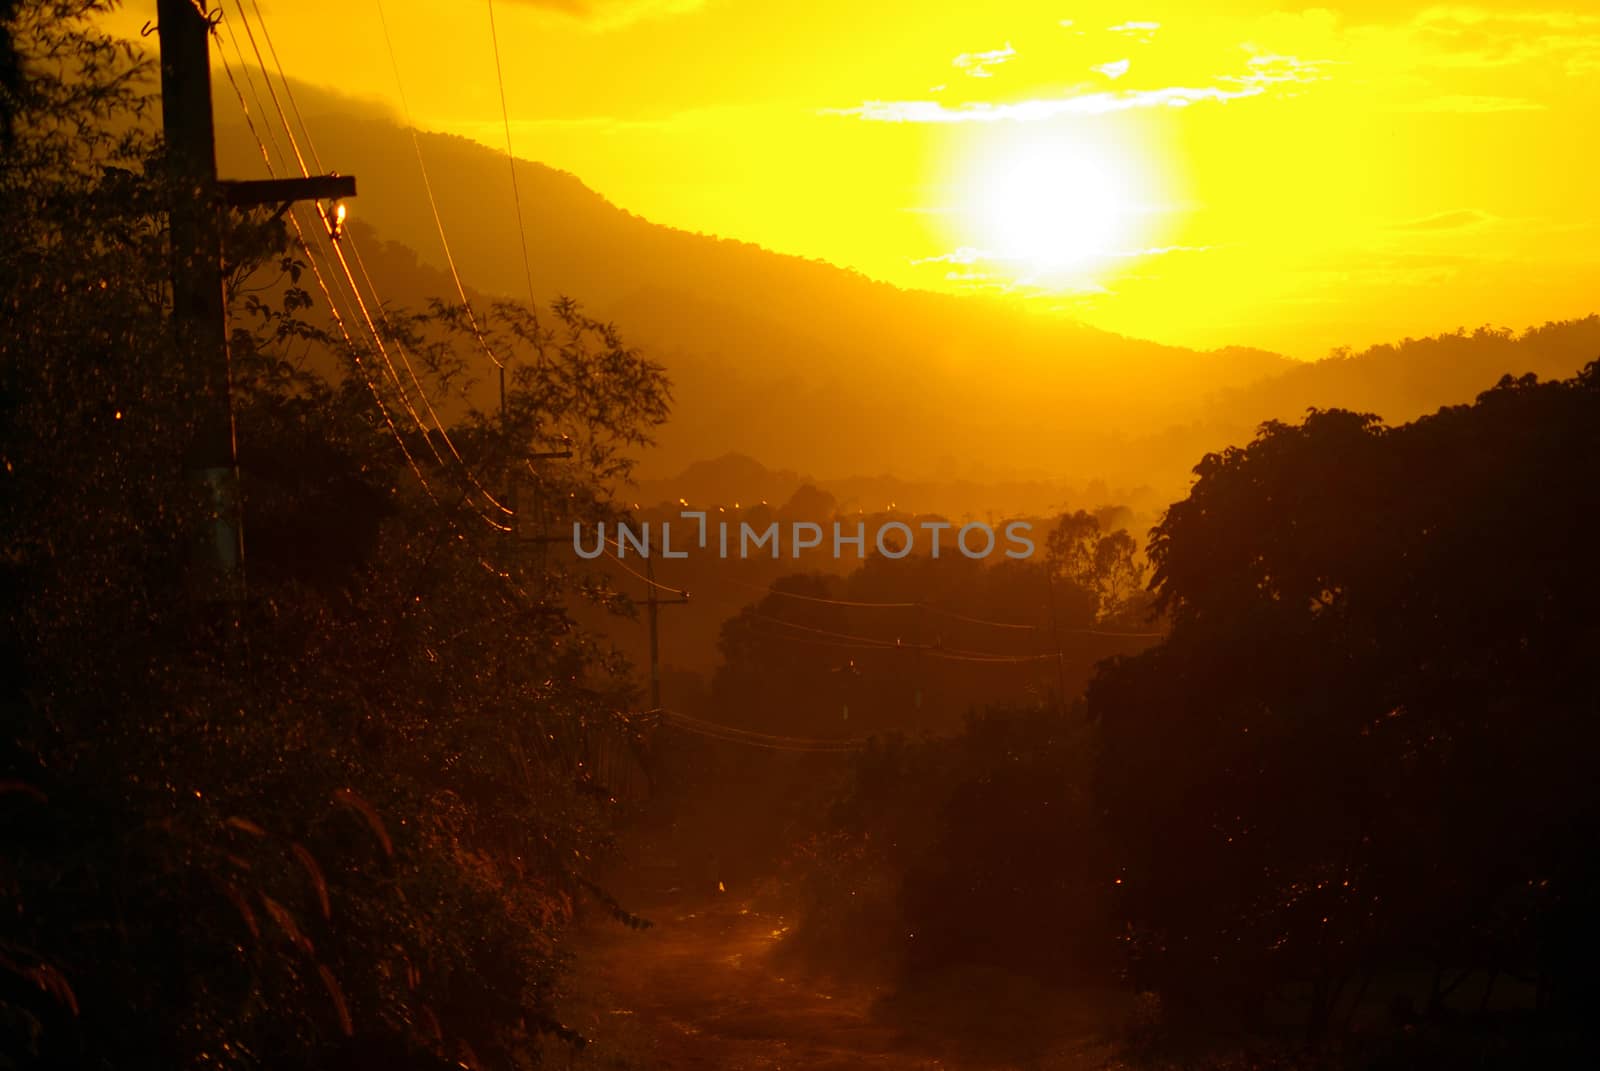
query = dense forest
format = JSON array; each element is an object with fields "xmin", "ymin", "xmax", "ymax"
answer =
[{"xmin": 4, "ymin": 4, "xmax": 1599, "ymax": 1070}]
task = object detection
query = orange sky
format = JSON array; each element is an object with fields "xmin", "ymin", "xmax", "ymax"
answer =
[{"xmin": 109, "ymin": 1, "xmax": 1600, "ymax": 357}]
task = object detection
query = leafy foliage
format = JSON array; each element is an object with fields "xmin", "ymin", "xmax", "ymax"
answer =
[
  {"xmin": 1092, "ymin": 368, "xmax": 1600, "ymax": 1035},
  {"xmin": 1, "ymin": 5, "xmax": 668, "ymax": 1067},
  {"xmin": 781, "ymin": 704, "xmax": 1114, "ymax": 984}
]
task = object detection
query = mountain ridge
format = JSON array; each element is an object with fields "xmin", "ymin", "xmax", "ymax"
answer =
[{"xmin": 211, "ymin": 78, "xmax": 1599, "ymax": 502}]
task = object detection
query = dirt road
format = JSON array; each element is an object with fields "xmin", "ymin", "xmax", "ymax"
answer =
[{"xmin": 549, "ymin": 891, "xmax": 1125, "ymax": 1071}]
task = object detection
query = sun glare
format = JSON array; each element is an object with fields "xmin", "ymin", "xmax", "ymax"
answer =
[{"xmin": 960, "ymin": 135, "xmax": 1151, "ymax": 275}]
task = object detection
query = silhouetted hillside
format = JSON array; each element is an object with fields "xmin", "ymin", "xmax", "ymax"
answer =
[
  {"xmin": 1209, "ymin": 318, "xmax": 1600, "ymax": 426},
  {"xmin": 212, "ymin": 89, "xmax": 1296, "ymax": 491},
  {"xmin": 627, "ymin": 452, "xmax": 1161, "ymax": 522},
  {"xmin": 211, "ymin": 80, "xmax": 1599, "ymax": 503}
]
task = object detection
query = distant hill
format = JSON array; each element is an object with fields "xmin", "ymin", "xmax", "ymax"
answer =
[
  {"xmin": 211, "ymin": 79, "xmax": 1600, "ymax": 507},
  {"xmin": 212, "ymin": 92, "xmax": 1294, "ymax": 492},
  {"xmin": 1209, "ymin": 319, "xmax": 1600, "ymax": 427},
  {"xmin": 627, "ymin": 452, "xmax": 1159, "ymax": 522}
]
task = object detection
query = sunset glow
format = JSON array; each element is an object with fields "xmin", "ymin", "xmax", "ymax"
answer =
[
  {"xmin": 99, "ymin": 1, "xmax": 1600, "ymax": 356},
  {"xmin": 958, "ymin": 133, "xmax": 1153, "ymax": 274}
]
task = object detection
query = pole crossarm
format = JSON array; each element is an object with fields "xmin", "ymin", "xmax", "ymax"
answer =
[{"xmin": 221, "ymin": 174, "xmax": 357, "ymax": 208}]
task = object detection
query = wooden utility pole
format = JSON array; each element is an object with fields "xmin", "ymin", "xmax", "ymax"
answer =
[
  {"xmin": 159, "ymin": 0, "xmax": 238, "ymax": 599},
  {"xmin": 1045, "ymin": 570, "xmax": 1067, "ymax": 703},
  {"xmin": 157, "ymin": 0, "xmax": 354, "ymax": 600},
  {"xmin": 643, "ymin": 555, "xmax": 689, "ymax": 710}
]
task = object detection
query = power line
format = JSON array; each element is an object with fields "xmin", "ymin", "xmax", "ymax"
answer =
[
  {"xmin": 718, "ymin": 574, "xmax": 1039, "ymax": 631},
  {"xmin": 658, "ymin": 554, "xmax": 1160, "ymax": 639},
  {"xmin": 726, "ymin": 578, "xmax": 917, "ymax": 610},
  {"xmin": 748, "ymin": 617, "xmax": 1056, "ymax": 663},
  {"xmin": 244, "ymin": 0, "xmax": 326, "ymax": 173},
  {"xmin": 218, "ymin": 44, "xmax": 437, "ymax": 506},
  {"xmin": 654, "ymin": 709, "xmax": 864, "ymax": 753},
  {"xmin": 216, "ymin": 10, "xmax": 289, "ymax": 174},
  {"xmin": 712, "ymin": 592, "xmax": 1055, "ymax": 662},
  {"xmin": 373, "ymin": 0, "xmax": 504, "ymax": 371},
  {"xmin": 486, "ymin": 0, "xmax": 539, "ymax": 310},
  {"xmin": 925, "ymin": 603, "xmax": 1038, "ymax": 632},
  {"xmin": 656, "ymin": 708, "xmax": 859, "ymax": 746},
  {"xmin": 214, "ymin": 28, "xmax": 519, "ymax": 548},
  {"xmin": 576, "ymin": 530, "xmax": 691, "ymax": 596},
  {"xmin": 577, "ymin": 542, "xmax": 1153, "ymax": 655},
  {"xmin": 229, "ymin": 0, "xmax": 514, "ymax": 525},
  {"xmin": 226, "ymin": 0, "xmax": 308, "ymax": 176}
]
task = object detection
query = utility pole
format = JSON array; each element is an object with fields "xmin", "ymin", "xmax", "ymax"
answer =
[
  {"xmin": 1045, "ymin": 570, "xmax": 1067, "ymax": 704},
  {"xmin": 643, "ymin": 555, "xmax": 689, "ymax": 710},
  {"xmin": 157, "ymin": 0, "xmax": 354, "ymax": 601}
]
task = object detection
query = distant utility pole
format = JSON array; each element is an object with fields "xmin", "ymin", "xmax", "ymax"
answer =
[
  {"xmin": 643, "ymin": 555, "xmax": 689, "ymax": 710},
  {"xmin": 1045, "ymin": 570, "xmax": 1067, "ymax": 703},
  {"xmin": 156, "ymin": 0, "xmax": 354, "ymax": 601}
]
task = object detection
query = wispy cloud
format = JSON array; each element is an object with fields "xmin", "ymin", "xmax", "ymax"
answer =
[
  {"xmin": 914, "ymin": 244, "xmax": 1214, "ymax": 269},
  {"xmin": 500, "ymin": 0, "xmax": 704, "ymax": 30},
  {"xmin": 1388, "ymin": 209, "xmax": 1494, "ymax": 231},
  {"xmin": 911, "ymin": 248, "xmax": 989, "ymax": 266},
  {"xmin": 1112, "ymin": 244, "xmax": 1216, "ymax": 258},
  {"xmin": 952, "ymin": 43, "xmax": 1016, "ymax": 79},
  {"xmin": 1410, "ymin": 6, "xmax": 1600, "ymax": 70},
  {"xmin": 830, "ymin": 38, "xmax": 1330, "ymax": 125},
  {"xmin": 829, "ymin": 84, "xmax": 1271, "ymax": 124},
  {"xmin": 1237, "ymin": 51, "xmax": 1334, "ymax": 84},
  {"xmin": 1406, "ymin": 94, "xmax": 1544, "ymax": 112},
  {"xmin": 1108, "ymin": 21, "xmax": 1160, "ymax": 43}
]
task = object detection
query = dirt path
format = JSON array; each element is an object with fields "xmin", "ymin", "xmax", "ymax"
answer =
[{"xmin": 549, "ymin": 890, "xmax": 1125, "ymax": 1071}]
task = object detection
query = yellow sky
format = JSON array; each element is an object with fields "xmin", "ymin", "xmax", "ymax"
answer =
[{"xmin": 110, "ymin": 1, "xmax": 1600, "ymax": 357}]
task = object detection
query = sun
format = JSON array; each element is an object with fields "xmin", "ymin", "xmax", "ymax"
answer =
[{"xmin": 960, "ymin": 134, "xmax": 1151, "ymax": 275}]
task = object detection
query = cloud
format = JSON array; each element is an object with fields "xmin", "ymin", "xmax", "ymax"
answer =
[
  {"xmin": 952, "ymin": 44, "xmax": 1016, "ymax": 78},
  {"xmin": 1406, "ymin": 94, "xmax": 1544, "ymax": 111},
  {"xmin": 1414, "ymin": 6, "xmax": 1600, "ymax": 33},
  {"xmin": 1297, "ymin": 249, "xmax": 1480, "ymax": 291},
  {"xmin": 828, "ymin": 84, "xmax": 1270, "ymax": 123},
  {"xmin": 1236, "ymin": 52, "xmax": 1335, "ymax": 85},
  {"xmin": 1108, "ymin": 21, "xmax": 1160, "ymax": 43},
  {"xmin": 1409, "ymin": 6, "xmax": 1600, "ymax": 71},
  {"xmin": 911, "ymin": 248, "xmax": 989, "ymax": 265},
  {"xmin": 1387, "ymin": 209, "xmax": 1494, "ymax": 230},
  {"xmin": 830, "ymin": 38, "xmax": 1330, "ymax": 126},
  {"xmin": 499, "ymin": 0, "xmax": 705, "ymax": 30},
  {"xmin": 914, "ymin": 245, "xmax": 1215, "ymax": 271},
  {"xmin": 1112, "ymin": 244, "xmax": 1216, "ymax": 258}
]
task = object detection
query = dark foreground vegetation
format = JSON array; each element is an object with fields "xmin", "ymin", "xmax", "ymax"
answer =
[
  {"xmin": 769, "ymin": 367, "xmax": 1600, "ymax": 1067},
  {"xmin": 3, "ymin": 6, "xmax": 666, "ymax": 1066}
]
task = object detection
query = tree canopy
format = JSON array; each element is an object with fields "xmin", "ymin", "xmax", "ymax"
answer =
[
  {"xmin": 1091, "ymin": 367, "xmax": 1600, "ymax": 1034},
  {"xmin": 1, "ymin": 5, "xmax": 668, "ymax": 1066}
]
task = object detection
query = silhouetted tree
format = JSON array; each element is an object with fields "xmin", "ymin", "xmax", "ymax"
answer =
[
  {"xmin": 1090, "ymin": 367, "xmax": 1600, "ymax": 1038},
  {"xmin": 1, "ymin": 6, "xmax": 667, "ymax": 1066}
]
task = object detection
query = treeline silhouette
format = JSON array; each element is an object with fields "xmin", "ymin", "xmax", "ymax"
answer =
[
  {"xmin": 2, "ymin": 8, "xmax": 662, "ymax": 1067},
  {"xmin": 776, "ymin": 367, "xmax": 1600, "ymax": 1067},
  {"xmin": 631, "ymin": 505, "xmax": 1156, "ymax": 893}
]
